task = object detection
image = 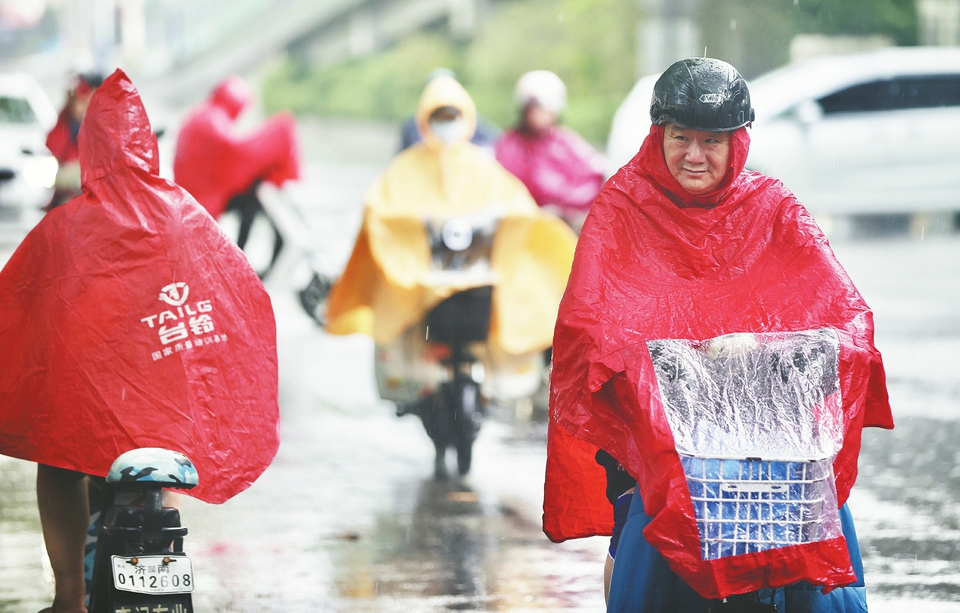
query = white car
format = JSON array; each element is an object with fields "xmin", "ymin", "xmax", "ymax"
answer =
[
  {"xmin": 0, "ymin": 72, "xmax": 58, "ymax": 243},
  {"xmin": 606, "ymin": 47, "xmax": 960, "ymax": 218}
]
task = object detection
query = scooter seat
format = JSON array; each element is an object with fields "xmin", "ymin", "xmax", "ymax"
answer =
[{"xmin": 106, "ymin": 447, "xmax": 199, "ymax": 489}]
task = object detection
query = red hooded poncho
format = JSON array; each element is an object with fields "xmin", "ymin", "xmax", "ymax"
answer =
[
  {"xmin": 46, "ymin": 78, "xmax": 100, "ymax": 165},
  {"xmin": 173, "ymin": 76, "xmax": 301, "ymax": 219},
  {"xmin": 45, "ymin": 108, "xmax": 81, "ymax": 164},
  {"xmin": 495, "ymin": 126, "xmax": 606, "ymax": 213},
  {"xmin": 0, "ymin": 70, "xmax": 280, "ymax": 504},
  {"xmin": 543, "ymin": 124, "xmax": 893, "ymax": 597}
]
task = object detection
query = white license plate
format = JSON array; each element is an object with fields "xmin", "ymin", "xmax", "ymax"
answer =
[{"xmin": 111, "ymin": 555, "xmax": 194, "ymax": 594}]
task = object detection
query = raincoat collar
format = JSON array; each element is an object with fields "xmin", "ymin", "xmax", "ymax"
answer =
[
  {"xmin": 78, "ymin": 69, "xmax": 160, "ymax": 185},
  {"xmin": 632, "ymin": 123, "xmax": 750, "ymax": 210},
  {"xmin": 415, "ymin": 75, "xmax": 478, "ymax": 151}
]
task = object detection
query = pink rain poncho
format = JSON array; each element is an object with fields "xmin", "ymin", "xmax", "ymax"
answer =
[
  {"xmin": 495, "ymin": 127, "xmax": 606, "ymax": 214},
  {"xmin": 0, "ymin": 70, "xmax": 280, "ymax": 504}
]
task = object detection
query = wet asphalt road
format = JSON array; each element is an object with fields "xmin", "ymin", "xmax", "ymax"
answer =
[{"xmin": 2, "ymin": 117, "xmax": 960, "ymax": 612}]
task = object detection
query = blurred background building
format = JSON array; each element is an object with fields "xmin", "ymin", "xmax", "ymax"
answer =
[{"xmin": 0, "ymin": 0, "xmax": 956, "ymax": 140}]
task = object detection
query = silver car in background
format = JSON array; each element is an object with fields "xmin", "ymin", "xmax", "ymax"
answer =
[
  {"xmin": 0, "ymin": 72, "xmax": 58, "ymax": 243},
  {"xmin": 747, "ymin": 47, "xmax": 960, "ymax": 221}
]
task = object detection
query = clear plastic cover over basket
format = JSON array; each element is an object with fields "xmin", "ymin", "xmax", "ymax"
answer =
[{"xmin": 648, "ymin": 329, "xmax": 844, "ymax": 559}]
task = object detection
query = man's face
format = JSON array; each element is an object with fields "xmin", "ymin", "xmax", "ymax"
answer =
[{"xmin": 662, "ymin": 123, "xmax": 731, "ymax": 195}]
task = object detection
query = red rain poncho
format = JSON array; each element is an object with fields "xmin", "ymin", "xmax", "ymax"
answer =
[
  {"xmin": 46, "ymin": 77, "xmax": 102, "ymax": 165},
  {"xmin": 495, "ymin": 127, "xmax": 606, "ymax": 213},
  {"xmin": 0, "ymin": 70, "xmax": 280, "ymax": 504},
  {"xmin": 173, "ymin": 76, "xmax": 300, "ymax": 219},
  {"xmin": 544, "ymin": 124, "xmax": 893, "ymax": 597},
  {"xmin": 45, "ymin": 108, "xmax": 81, "ymax": 164}
]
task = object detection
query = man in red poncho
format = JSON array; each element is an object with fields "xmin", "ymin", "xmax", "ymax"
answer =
[
  {"xmin": 173, "ymin": 75, "xmax": 301, "ymax": 277},
  {"xmin": 0, "ymin": 70, "xmax": 280, "ymax": 613},
  {"xmin": 544, "ymin": 58, "xmax": 894, "ymax": 612}
]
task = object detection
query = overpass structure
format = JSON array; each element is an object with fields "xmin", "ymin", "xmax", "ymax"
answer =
[
  {"xmin": 138, "ymin": 0, "xmax": 487, "ymax": 108},
  {"xmin": 286, "ymin": 0, "xmax": 484, "ymax": 69},
  {"xmin": 3, "ymin": 0, "xmax": 487, "ymax": 110}
]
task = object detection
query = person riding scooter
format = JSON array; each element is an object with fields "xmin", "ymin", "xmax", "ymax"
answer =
[
  {"xmin": 174, "ymin": 75, "xmax": 301, "ymax": 278},
  {"xmin": 0, "ymin": 70, "xmax": 280, "ymax": 613},
  {"xmin": 495, "ymin": 70, "xmax": 606, "ymax": 233},
  {"xmin": 543, "ymin": 58, "xmax": 894, "ymax": 612},
  {"xmin": 325, "ymin": 75, "xmax": 577, "ymax": 479}
]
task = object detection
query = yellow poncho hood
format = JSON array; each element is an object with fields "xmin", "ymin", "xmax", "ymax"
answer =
[{"xmin": 326, "ymin": 76, "xmax": 577, "ymax": 356}]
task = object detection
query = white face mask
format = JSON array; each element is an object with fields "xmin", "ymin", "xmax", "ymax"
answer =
[{"xmin": 430, "ymin": 118, "xmax": 468, "ymax": 145}]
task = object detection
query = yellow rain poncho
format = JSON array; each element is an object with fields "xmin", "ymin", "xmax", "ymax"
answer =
[{"xmin": 326, "ymin": 76, "xmax": 577, "ymax": 359}]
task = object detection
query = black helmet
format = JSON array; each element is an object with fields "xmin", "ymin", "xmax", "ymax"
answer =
[{"xmin": 649, "ymin": 58, "xmax": 754, "ymax": 132}]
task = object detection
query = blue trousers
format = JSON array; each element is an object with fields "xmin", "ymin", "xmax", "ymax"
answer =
[{"xmin": 607, "ymin": 488, "xmax": 868, "ymax": 613}]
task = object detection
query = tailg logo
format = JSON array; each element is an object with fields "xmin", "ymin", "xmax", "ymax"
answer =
[
  {"xmin": 140, "ymin": 283, "xmax": 229, "ymax": 362},
  {"xmin": 158, "ymin": 282, "xmax": 189, "ymax": 307}
]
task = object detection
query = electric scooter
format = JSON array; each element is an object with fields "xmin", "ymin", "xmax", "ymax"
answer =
[
  {"xmin": 392, "ymin": 212, "xmax": 500, "ymax": 479},
  {"xmin": 87, "ymin": 447, "xmax": 199, "ymax": 613}
]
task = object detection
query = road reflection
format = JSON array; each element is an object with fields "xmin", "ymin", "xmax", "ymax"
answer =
[
  {"xmin": 335, "ymin": 479, "xmax": 489, "ymax": 607},
  {"xmin": 858, "ymin": 417, "xmax": 960, "ymax": 601},
  {"xmin": 0, "ymin": 457, "xmax": 49, "ymax": 612},
  {"xmin": 327, "ymin": 469, "xmax": 605, "ymax": 612}
]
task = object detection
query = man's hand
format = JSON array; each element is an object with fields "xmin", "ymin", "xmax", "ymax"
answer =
[{"xmin": 705, "ymin": 333, "xmax": 757, "ymax": 359}]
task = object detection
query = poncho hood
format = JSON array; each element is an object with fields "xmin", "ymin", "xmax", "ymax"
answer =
[
  {"xmin": 415, "ymin": 75, "xmax": 478, "ymax": 151},
  {"xmin": 79, "ymin": 71, "xmax": 160, "ymax": 184},
  {"xmin": 543, "ymin": 125, "xmax": 893, "ymax": 597},
  {"xmin": 211, "ymin": 75, "xmax": 254, "ymax": 120},
  {"xmin": 0, "ymin": 70, "xmax": 280, "ymax": 504},
  {"xmin": 632, "ymin": 122, "xmax": 750, "ymax": 209}
]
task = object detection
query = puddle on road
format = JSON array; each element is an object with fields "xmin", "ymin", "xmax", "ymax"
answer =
[
  {"xmin": 329, "ymin": 478, "xmax": 601, "ymax": 612},
  {"xmin": 7, "ymin": 414, "xmax": 960, "ymax": 610},
  {"xmin": 0, "ymin": 457, "xmax": 49, "ymax": 613},
  {"xmin": 858, "ymin": 417, "xmax": 960, "ymax": 601}
]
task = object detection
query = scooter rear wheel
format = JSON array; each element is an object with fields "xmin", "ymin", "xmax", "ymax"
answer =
[
  {"xmin": 456, "ymin": 439, "xmax": 472, "ymax": 476},
  {"xmin": 455, "ymin": 378, "xmax": 482, "ymax": 476}
]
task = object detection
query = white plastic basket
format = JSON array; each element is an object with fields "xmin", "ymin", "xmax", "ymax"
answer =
[{"xmin": 681, "ymin": 455, "xmax": 833, "ymax": 560}]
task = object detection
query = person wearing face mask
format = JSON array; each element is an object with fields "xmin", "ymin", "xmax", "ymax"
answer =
[
  {"xmin": 326, "ymin": 76, "xmax": 577, "ymax": 473},
  {"xmin": 398, "ymin": 69, "xmax": 501, "ymax": 152},
  {"xmin": 495, "ymin": 70, "xmax": 607, "ymax": 233},
  {"xmin": 543, "ymin": 58, "xmax": 893, "ymax": 612},
  {"xmin": 428, "ymin": 105, "xmax": 468, "ymax": 145}
]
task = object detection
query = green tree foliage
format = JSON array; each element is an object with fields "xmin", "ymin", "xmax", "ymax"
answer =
[
  {"xmin": 792, "ymin": 0, "xmax": 917, "ymax": 44},
  {"xmin": 263, "ymin": 32, "xmax": 459, "ymax": 124},
  {"xmin": 462, "ymin": 0, "xmax": 638, "ymax": 142},
  {"xmin": 264, "ymin": 0, "xmax": 639, "ymax": 144},
  {"xmin": 699, "ymin": 0, "xmax": 918, "ymax": 79}
]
